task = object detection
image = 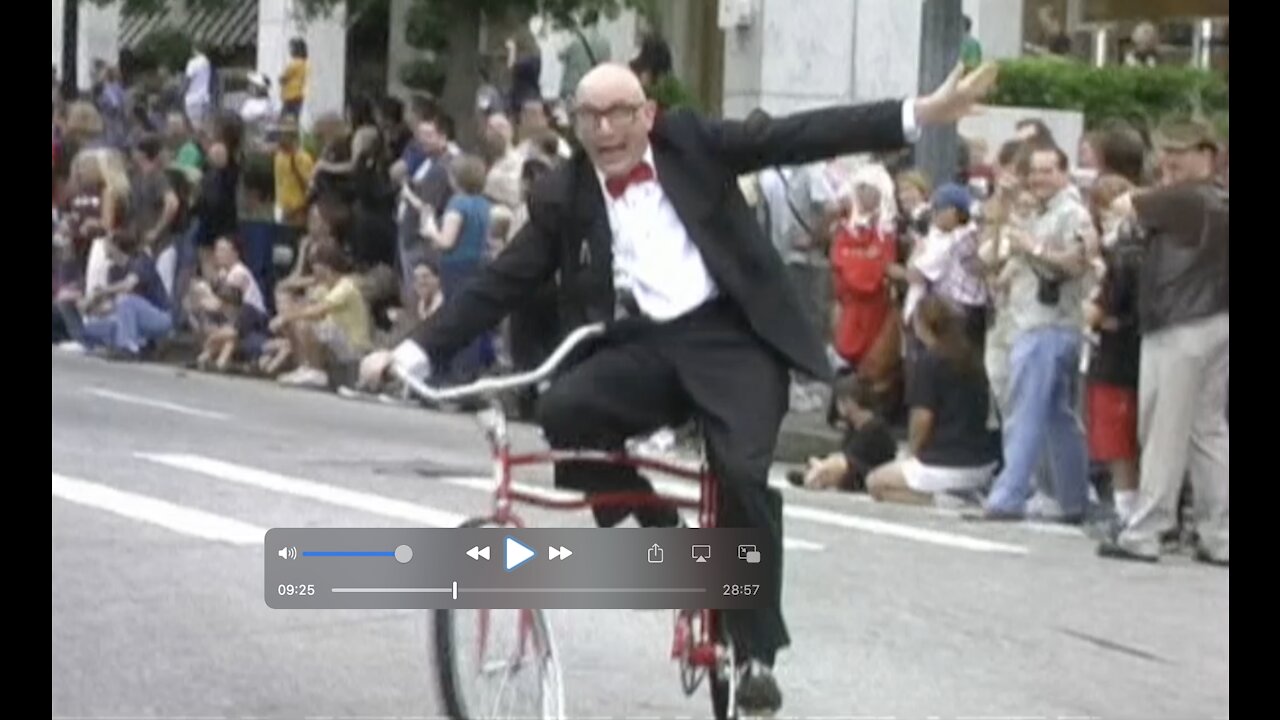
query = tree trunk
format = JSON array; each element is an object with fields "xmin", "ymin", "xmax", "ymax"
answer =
[
  {"xmin": 61, "ymin": 0, "xmax": 79, "ymax": 99},
  {"xmin": 441, "ymin": 3, "xmax": 482, "ymax": 150}
]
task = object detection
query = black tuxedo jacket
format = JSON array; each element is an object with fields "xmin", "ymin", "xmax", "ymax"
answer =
[{"xmin": 414, "ymin": 101, "xmax": 908, "ymax": 381}]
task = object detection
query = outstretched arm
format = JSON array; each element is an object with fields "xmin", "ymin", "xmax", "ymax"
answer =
[{"xmin": 702, "ymin": 62, "xmax": 997, "ymax": 176}]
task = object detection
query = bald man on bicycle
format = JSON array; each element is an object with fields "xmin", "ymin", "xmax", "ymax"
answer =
[{"xmin": 382, "ymin": 62, "xmax": 996, "ymax": 714}]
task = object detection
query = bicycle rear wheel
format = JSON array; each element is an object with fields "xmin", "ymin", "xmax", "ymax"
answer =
[
  {"xmin": 433, "ymin": 519, "xmax": 565, "ymax": 720},
  {"xmin": 709, "ymin": 617, "xmax": 738, "ymax": 720}
]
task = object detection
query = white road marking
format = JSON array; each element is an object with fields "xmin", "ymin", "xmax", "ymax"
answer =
[
  {"xmin": 438, "ymin": 476, "xmax": 827, "ymax": 552},
  {"xmin": 85, "ymin": 387, "xmax": 230, "ymax": 421},
  {"xmin": 784, "ymin": 503, "xmax": 1028, "ymax": 554},
  {"xmin": 52, "ymin": 472, "xmax": 264, "ymax": 545},
  {"xmin": 136, "ymin": 453, "xmax": 466, "ymax": 527},
  {"xmin": 648, "ymin": 478, "xmax": 1028, "ymax": 555},
  {"xmin": 132, "ymin": 453, "xmax": 1023, "ymax": 554}
]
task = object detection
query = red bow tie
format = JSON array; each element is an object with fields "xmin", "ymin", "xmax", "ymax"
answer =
[{"xmin": 605, "ymin": 162, "xmax": 655, "ymax": 199}]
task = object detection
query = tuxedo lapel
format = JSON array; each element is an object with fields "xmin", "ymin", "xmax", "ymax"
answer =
[
  {"xmin": 569, "ymin": 157, "xmax": 614, "ymax": 287},
  {"xmin": 650, "ymin": 130, "xmax": 718, "ymax": 255}
]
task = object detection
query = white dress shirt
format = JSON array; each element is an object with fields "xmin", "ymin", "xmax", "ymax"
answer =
[
  {"xmin": 596, "ymin": 146, "xmax": 720, "ymax": 321},
  {"xmin": 596, "ymin": 102, "xmax": 920, "ymax": 322}
]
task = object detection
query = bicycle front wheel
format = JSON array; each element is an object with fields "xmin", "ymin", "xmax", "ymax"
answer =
[{"xmin": 433, "ymin": 520, "xmax": 564, "ymax": 720}]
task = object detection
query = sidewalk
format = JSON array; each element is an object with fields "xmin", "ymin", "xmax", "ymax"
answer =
[{"xmin": 775, "ymin": 408, "xmax": 843, "ymax": 464}]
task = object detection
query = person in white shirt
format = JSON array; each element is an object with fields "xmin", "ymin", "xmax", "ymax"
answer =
[
  {"xmin": 239, "ymin": 73, "xmax": 276, "ymax": 146},
  {"xmin": 376, "ymin": 61, "xmax": 998, "ymax": 715},
  {"xmin": 183, "ymin": 49, "xmax": 213, "ymax": 129}
]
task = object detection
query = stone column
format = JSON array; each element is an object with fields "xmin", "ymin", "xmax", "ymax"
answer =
[
  {"xmin": 52, "ymin": 0, "xmax": 64, "ymax": 79},
  {"xmin": 386, "ymin": 0, "xmax": 414, "ymax": 99},
  {"xmin": 723, "ymin": 0, "xmax": 856, "ymax": 119},
  {"xmin": 916, "ymin": 0, "xmax": 963, "ymax": 189},
  {"xmin": 722, "ymin": 0, "xmax": 927, "ymax": 120},
  {"xmin": 257, "ymin": 0, "xmax": 346, "ymax": 129},
  {"xmin": 77, "ymin": 1, "xmax": 120, "ymax": 91}
]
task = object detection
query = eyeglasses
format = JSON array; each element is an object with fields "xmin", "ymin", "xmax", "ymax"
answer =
[{"xmin": 571, "ymin": 103, "xmax": 644, "ymax": 132}]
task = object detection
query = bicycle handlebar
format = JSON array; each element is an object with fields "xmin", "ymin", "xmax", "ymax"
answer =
[{"xmin": 392, "ymin": 322, "xmax": 608, "ymax": 403}]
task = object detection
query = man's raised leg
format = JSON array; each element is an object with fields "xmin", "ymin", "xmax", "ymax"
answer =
[{"xmin": 536, "ymin": 334, "xmax": 688, "ymax": 527}]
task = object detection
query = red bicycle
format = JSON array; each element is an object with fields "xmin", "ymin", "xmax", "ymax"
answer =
[{"xmin": 396, "ymin": 323, "xmax": 742, "ymax": 720}]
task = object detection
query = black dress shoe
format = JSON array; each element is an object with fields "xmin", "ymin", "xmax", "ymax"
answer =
[
  {"xmin": 736, "ymin": 659, "xmax": 782, "ymax": 715},
  {"xmin": 1097, "ymin": 540, "xmax": 1159, "ymax": 563}
]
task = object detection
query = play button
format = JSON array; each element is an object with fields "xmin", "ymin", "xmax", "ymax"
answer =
[{"xmin": 504, "ymin": 536, "xmax": 535, "ymax": 572}]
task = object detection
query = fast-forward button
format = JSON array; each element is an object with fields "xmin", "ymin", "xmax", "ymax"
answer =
[{"xmin": 548, "ymin": 545, "xmax": 573, "ymax": 560}]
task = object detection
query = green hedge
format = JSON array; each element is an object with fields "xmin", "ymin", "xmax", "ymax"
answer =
[{"xmin": 990, "ymin": 58, "xmax": 1229, "ymax": 137}]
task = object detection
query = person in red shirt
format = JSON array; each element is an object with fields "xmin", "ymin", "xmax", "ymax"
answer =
[{"xmin": 831, "ymin": 177, "xmax": 898, "ymax": 369}]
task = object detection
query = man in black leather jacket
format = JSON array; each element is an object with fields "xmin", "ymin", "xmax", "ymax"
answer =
[{"xmin": 1099, "ymin": 120, "xmax": 1229, "ymax": 566}]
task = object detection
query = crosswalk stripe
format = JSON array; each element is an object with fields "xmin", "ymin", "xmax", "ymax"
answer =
[
  {"xmin": 136, "ymin": 453, "xmax": 466, "ymax": 528},
  {"xmin": 437, "ymin": 476, "xmax": 827, "ymax": 552},
  {"xmin": 52, "ymin": 472, "xmax": 264, "ymax": 545}
]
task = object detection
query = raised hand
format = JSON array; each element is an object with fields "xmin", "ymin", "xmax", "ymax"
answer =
[{"xmin": 915, "ymin": 61, "xmax": 999, "ymax": 126}]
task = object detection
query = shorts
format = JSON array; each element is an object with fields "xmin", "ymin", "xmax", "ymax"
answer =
[
  {"xmin": 314, "ymin": 319, "xmax": 362, "ymax": 363},
  {"xmin": 902, "ymin": 458, "xmax": 996, "ymax": 494},
  {"xmin": 1087, "ymin": 382, "xmax": 1138, "ymax": 461},
  {"xmin": 237, "ymin": 331, "xmax": 269, "ymax": 360}
]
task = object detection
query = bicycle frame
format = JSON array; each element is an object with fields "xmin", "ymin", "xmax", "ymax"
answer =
[
  {"xmin": 473, "ymin": 400, "xmax": 724, "ymax": 675},
  {"xmin": 396, "ymin": 324, "xmax": 731, "ymax": 694}
]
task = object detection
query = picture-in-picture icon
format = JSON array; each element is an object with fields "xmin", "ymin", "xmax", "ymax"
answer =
[{"xmin": 738, "ymin": 544, "xmax": 761, "ymax": 564}]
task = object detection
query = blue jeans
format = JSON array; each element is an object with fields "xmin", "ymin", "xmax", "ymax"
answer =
[
  {"xmin": 986, "ymin": 326, "xmax": 1089, "ymax": 517},
  {"xmin": 170, "ymin": 222, "xmax": 200, "ymax": 328},
  {"xmin": 83, "ymin": 295, "xmax": 173, "ymax": 354}
]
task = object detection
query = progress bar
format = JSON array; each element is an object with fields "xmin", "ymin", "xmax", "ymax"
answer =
[
  {"xmin": 330, "ymin": 586, "xmax": 706, "ymax": 594},
  {"xmin": 334, "ymin": 581, "xmax": 460, "ymax": 599}
]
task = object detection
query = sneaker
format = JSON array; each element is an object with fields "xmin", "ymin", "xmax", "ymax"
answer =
[
  {"xmin": 279, "ymin": 366, "xmax": 329, "ymax": 388},
  {"xmin": 1097, "ymin": 539, "xmax": 1159, "ymax": 563},
  {"xmin": 1026, "ymin": 492, "xmax": 1064, "ymax": 521},
  {"xmin": 1193, "ymin": 547, "xmax": 1229, "ymax": 568},
  {"xmin": 736, "ymin": 659, "xmax": 783, "ymax": 715},
  {"xmin": 55, "ymin": 341, "xmax": 87, "ymax": 354},
  {"xmin": 962, "ymin": 508, "xmax": 1024, "ymax": 522}
]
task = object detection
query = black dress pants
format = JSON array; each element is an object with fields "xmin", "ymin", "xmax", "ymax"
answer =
[{"xmin": 535, "ymin": 299, "xmax": 791, "ymax": 664}]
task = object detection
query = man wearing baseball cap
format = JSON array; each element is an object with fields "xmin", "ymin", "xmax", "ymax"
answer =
[{"xmin": 1098, "ymin": 119, "xmax": 1229, "ymax": 566}]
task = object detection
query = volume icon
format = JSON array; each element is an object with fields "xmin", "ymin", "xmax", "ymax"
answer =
[{"xmin": 277, "ymin": 547, "xmax": 298, "ymax": 560}]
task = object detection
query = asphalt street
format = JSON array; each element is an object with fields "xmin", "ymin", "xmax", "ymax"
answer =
[{"xmin": 52, "ymin": 351, "xmax": 1229, "ymax": 720}]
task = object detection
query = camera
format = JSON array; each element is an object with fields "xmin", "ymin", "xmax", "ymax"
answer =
[{"xmin": 1036, "ymin": 276, "xmax": 1062, "ymax": 305}]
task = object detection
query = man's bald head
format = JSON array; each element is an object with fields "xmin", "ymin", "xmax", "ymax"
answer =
[
  {"xmin": 571, "ymin": 63, "xmax": 656, "ymax": 179},
  {"xmin": 575, "ymin": 63, "xmax": 646, "ymax": 107}
]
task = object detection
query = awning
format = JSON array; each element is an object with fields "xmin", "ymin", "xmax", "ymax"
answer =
[{"xmin": 121, "ymin": 0, "xmax": 258, "ymax": 51}]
